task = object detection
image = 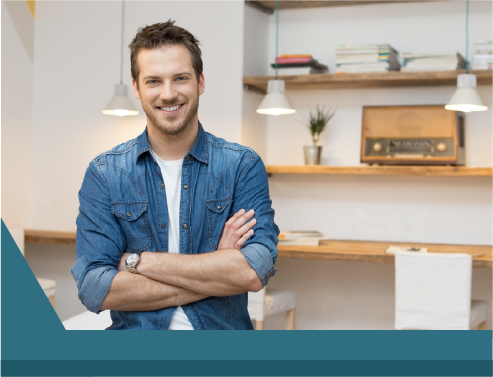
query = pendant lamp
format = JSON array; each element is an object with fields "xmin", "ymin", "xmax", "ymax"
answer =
[
  {"xmin": 256, "ymin": 0, "xmax": 296, "ymax": 116},
  {"xmin": 102, "ymin": 1, "xmax": 139, "ymax": 117},
  {"xmin": 445, "ymin": 0, "xmax": 487, "ymax": 113}
]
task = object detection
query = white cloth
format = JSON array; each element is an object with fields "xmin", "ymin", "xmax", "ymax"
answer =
[{"xmin": 151, "ymin": 150, "xmax": 193, "ymax": 330}]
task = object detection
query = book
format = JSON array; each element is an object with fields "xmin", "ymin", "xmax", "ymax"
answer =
[
  {"xmin": 276, "ymin": 57, "xmax": 313, "ymax": 64},
  {"xmin": 278, "ymin": 231, "xmax": 326, "ymax": 247},
  {"xmin": 385, "ymin": 245, "xmax": 428, "ymax": 254},
  {"xmin": 271, "ymin": 61, "xmax": 329, "ymax": 71},
  {"xmin": 336, "ymin": 44, "xmax": 398, "ymax": 55},
  {"xmin": 270, "ymin": 67, "xmax": 328, "ymax": 75}
]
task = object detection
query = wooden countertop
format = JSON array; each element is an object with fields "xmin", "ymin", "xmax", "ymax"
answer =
[
  {"xmin": 279, "ymin": 239, "xmax": 492, "ymax": 269},
  {"xmin": 25, "ymin": 230, "xmax": 492, "ymax": 268}
]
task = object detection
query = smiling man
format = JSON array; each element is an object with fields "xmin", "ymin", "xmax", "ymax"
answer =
[{"xmin": 71, "ymin": 20, "xmax": 280, "ymax": 330}]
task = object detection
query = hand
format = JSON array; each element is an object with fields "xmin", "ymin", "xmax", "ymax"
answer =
[
  {"xmin": 217, "ymin": 209, "xmax": 256, "ymax": 250},
  {"xmin": 118, "ymin": 253, "xmax": 131, "ymax": 272}
]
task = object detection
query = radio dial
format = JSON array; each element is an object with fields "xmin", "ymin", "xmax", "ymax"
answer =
[
  {"xmin": 373, "ymin": 142, "xmax": 383, "ymax": 152},
  {"xmin": 437, "ymin": 142, "xmax": 447, "ymax": 152}
]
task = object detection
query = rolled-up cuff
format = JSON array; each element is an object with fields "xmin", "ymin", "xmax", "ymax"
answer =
[
  {"xmin": 240, "ymin": 243, "xmax": 277, "ymax": 287},
  {"xmin": 78, "ymin": 267, "xmax": 119, "ymax": 313}
]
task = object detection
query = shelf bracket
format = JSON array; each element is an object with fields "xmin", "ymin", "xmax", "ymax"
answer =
[
  {"xmin": 243, "ymin": 84, "xmax": 267, "ymax": 95},
  {"xmin": 244, "ymin": 0, "xmax": 274, "ymax": 15}
]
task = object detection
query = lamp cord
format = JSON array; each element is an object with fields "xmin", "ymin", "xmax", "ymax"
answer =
[
  {"xmin": 465, "ymin": 0, "xmax": 469, "ymax": 73},
  {"xmin": 120, "ymin": 0, "xmax": 125, "ymax": 85},
  {"xmin": 275, "ymin": 0, "xmax": 279, "ymax": 80}
]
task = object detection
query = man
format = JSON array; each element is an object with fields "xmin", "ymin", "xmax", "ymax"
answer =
[{"xmin": 71, "ymin": 20, "xmax": 280, "ymax": 330}]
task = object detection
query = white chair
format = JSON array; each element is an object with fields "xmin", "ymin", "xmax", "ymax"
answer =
[
  {"xmin": 63, "ymin": 310, "xmax": 112, "ymax": 330},
  {"xmin": 9, "ymin": 228, "xmax": 57, "ymax": 308},
  {"xmin": 395, "ymin": 252, "xmax": 488, "ymax": 330},
  {"xmin": 248, "ymin": 287, "xmax": 296, "ymax": 330}
]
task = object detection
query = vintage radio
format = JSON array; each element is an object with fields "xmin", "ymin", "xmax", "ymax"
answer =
[{"xmin": 361, "ymin": 105, "xmax": 465, "ymax": 166}]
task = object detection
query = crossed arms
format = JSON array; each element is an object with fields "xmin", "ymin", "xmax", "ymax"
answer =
[{"xmin": 100, "ymin": 209, "xmax": 261, "ymax": 312}]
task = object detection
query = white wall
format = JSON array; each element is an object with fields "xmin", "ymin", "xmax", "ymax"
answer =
[
  {"xmin": 14, "ymin": 1, "xmax": 245, "ymax": 321},
  {"xmin": 242, "ymin": 4, "xmax": 270, "ymax": 160},
  {"xmin": 245, "ymin": 1, "xmax": 492, "ymax": 329},
  {"xmin": 1, "ymin": 1, "xmax": 34, "ymax": 230}
]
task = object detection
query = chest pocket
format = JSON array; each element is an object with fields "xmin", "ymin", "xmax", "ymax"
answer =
[
  {"xmin": 111, "ymin": 201, "xmax": 151, "ymax": 253},
  {"xmin": 206, "ymin": 196, "xmax": 231, "ymax": 250}
]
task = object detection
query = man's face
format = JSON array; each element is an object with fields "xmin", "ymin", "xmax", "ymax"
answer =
[{"xmin": 132, "ymin": 44, "xmax": 205, "ymax": 136}]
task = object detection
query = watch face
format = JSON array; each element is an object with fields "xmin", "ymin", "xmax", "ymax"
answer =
[{"xmin": 127, "ymin": 254, "xmax": 138, "ymax": 264}]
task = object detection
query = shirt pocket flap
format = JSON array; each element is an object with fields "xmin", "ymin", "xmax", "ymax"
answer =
[
  {"xmin": 111, "ymin": 201, "xmax": 148, "ymax": 221},
  {"xmin": 206, "ymin": 196, "xmax": 230, "ymax": 214}
]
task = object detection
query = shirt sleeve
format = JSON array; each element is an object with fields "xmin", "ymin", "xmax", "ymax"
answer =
[
  {"xmin": 233, "ymin": 153, "xmax": 280, "ymax": 287},
  {"xmin": 71, "ymin": 161, "xmax": 125, "ymax": 313}
]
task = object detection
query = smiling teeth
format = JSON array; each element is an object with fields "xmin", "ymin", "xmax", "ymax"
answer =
[{"xmin": 162, "ymin": 105, "xmax": 180, "ymax": 111}]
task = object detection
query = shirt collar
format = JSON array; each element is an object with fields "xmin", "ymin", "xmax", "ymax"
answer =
[{"xmin": 136, "ymin": 121, "xmax": 208, "ymax": 164}]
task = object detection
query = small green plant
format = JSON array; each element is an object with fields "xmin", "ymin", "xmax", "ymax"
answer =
[{"xmin": 303, "ymin": 106, "xmax": 335, "ymax": 146}]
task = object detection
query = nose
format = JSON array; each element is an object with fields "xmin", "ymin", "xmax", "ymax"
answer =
[{"xmin": 159, "ymin": 80, "xmax": 178, "ymax": 103}]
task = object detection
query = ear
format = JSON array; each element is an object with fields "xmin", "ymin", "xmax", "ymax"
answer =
[
  {"xmin": 132, "ymin": 79, "xmax": 141, "ymax": 99},
  {"xmin": 198, "ymin": 73, "xmax": 205, "ymax": 96}
]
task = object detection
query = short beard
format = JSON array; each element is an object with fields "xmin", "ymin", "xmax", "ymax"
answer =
[{"xmin": 144, "ymin": 94, "xmax": 199, "ymax": 137}]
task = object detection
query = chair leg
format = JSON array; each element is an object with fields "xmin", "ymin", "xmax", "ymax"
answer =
[
  {"xmin": 48, "ymin": 295, "xmax": 55, "ymax": 309},
  {"xmin": 478, "ymin": 321, "xmax": 487, "ymax": 330},
  {"xmin": 256, "ymin": 320, "xmax": 264, "ymax": 330},
  {"xmin": 286, "ymin": 309, "xmax": 295, "ymax": 330}
]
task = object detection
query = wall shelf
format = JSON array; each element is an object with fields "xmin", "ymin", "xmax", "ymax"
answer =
[
  {"xmin": 243, "ymin": 70, "xmax": 493, "ymax": 91},
  {"xmin": 266, "ymin": 165, "xmax": 493, "ymax": 177},
  {"xmin": 25, "ymin": 229, "xmax": 76, "ymax": 245},
  {"xmin": 23, "ymin": 230, "xmax": 491, "ymax": 268},
  {"xmin": 246, "ymin": 1, "xmax": 424, "ymax": 13}
]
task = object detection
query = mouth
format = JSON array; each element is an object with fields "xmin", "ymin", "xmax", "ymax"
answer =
[{"xmin": 157, "ymin": 104, "xmax": 184, "ymax": 114}]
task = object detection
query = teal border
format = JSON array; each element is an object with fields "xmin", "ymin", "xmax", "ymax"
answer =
[{"xmin": 2, "ymin": 221, "xmax": 492, "ymax": 376}]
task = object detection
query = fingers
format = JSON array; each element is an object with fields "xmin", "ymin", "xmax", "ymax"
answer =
[
  {"xmin": 234, "ymin": 217, "xmax": 256, "ymax": 239},
  {"xmin": 225, "ymin": 208, "xmax": 246, "ymax": 226},
  {"xmin": 232, "ymin": 209, "xmax": 255, "ymax": 230},
  {"xmin": 235, "ymin": 229, "xmax": 254, "ymax": 249}
]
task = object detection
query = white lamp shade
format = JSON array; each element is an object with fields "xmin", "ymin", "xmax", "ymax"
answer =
[
  {"xmin": 445, "ymin": 74, "xmax": 488, "ymax": 112},
  {"xmin": 256, "ymin": 80, "xmax": 296, "ymax": 116},
  {"xmin": 102, "ymin": 84, "xmax": 139, "ymax": 116}
]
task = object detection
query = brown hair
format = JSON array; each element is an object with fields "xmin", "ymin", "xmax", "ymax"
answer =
[{"xmin": 129, "ymin": 20, "xmax": 203, "ymax": 88}]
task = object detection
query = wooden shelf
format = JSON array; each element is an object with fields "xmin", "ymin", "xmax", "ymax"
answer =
[
  {"xmin": 24, "ymin": 230, "xmax": 491, "ymax": 269},
  {"xmin": 279, "ymin": 239, "xmax": 492, "ymax": 268},
  {"xmin": 243, "ymin": 70, "xmax": 493, "ymax": 91},
  {"xmin": 25, "ymin": 229, "xmax": 76, "ymax": 245},
  {"xmin": 266, "ymin": 165, "xmax": 493, "ymax": 177},
  {"xmin": 247, "ymin": 1, "xmax": 425, "ymax": 13}
]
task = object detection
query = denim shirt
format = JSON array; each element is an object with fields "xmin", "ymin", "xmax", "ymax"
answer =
[{"xmin": 71, "ymin": 122, "xmax": 280, "ymax": 330}]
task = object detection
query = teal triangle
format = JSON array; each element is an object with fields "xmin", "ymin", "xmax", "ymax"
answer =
[{"xmin": 1, "ymin": 220, "xmax": 64, "ymax": 360}]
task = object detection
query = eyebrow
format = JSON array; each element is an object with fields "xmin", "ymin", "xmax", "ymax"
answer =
[{"xmin": 142, "ymin": 72, "xmax": 192, "ymax": 81}]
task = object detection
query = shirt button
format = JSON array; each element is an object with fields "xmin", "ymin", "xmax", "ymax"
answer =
[
  {"xmin": 160, "ymin": 184, "xmax": 165, "ymax": 189},
  {"xmin": 126, "ymin": 212, "xmax": 132, "ymax": 217},
  {"xmin": 161, "ymin": 224, "xmax": 166, "ymax": 229},
  {"xmin": 187, "ymin": 156, "xmax": 191, "ymax": 161},
  {"xmin": 182, "ymin": 224, "xmax": 188, "ymax": 229},
  {"xmin": 183, "ymin": 184, "xmax": 188, "ymax": 190},
  {"xmin": 217, "ymin": 205, "xmax": 222, "ymax": 210}
]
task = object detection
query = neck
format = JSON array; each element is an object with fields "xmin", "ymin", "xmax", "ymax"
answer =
[{"xmin": 147, "ymin": 118, "xmax": 199, "ymax": 161}]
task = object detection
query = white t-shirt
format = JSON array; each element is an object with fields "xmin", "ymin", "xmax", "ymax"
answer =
[{"xmin": 150, "ymin": 149, "xmax": 194, "ymax": 330}]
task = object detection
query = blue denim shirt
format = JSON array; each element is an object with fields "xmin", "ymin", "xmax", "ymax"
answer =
[{"xmin": 71, "ymin": 122, "xmax": 279, "ymax": 330}]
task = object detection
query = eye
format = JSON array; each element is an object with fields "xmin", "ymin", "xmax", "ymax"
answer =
[
  {"xmin": 147, "ymin": 80, "xmax": 159, "ymax": 84},
  {"xmin": 176, "ymin": 76, "xmax": 188, "ymax": 81}
]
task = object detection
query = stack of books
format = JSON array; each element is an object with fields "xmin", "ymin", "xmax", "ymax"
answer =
[
  {"xmin": 473, "ymin": 41, "xmax": 492, "ymax": 70},
  {"xmin": 335, "ymin": 44, "xmax": 400, "ymax": 73},
  {"xmin": 401, "ymin": 52, "xmax": 466, "ymax": 71},
  {"xmin": 278, "ymin": 230, "xmax": 326, "ymax": 246},
  {"xmin": 270, "ymin": 54, "xmax": 329, "ymax": 76}
]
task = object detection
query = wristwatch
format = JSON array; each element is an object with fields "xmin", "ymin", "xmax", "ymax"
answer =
[{"xmin": 125, "ymin": 253, "xmax": 140, "ymax": 273}]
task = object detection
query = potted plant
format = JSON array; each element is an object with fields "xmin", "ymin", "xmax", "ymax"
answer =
[{"xmin": 302, "ymin": 106, "xmax": 335, "ymax": 165}]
